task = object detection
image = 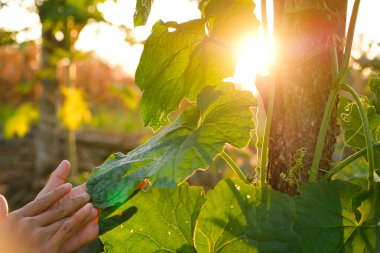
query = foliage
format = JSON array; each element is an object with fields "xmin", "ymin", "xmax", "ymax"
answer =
[
  {"xmin": 295, "ymin": 180, "xmax": 379, "ymax": 252},
  {"xmin": 3, "ymin": 103, "xmax": 39, "ymax": 139},
  {"xmin": 87, "ymin": 0, "xmax": 380, "ymax": 252},
  {"xmin": 134, "ymin": 0, "xmax": 154, "ymax": 27},
  {"xmin": 338, "ymin": 75, "xmax": 380, "ymax": 174},
  {"xmin": 101, "ymin": 183, "xmax": 205, "ymax": 252},
  {"xmin": 88, "ymin": 84, "xmax": 256, "ymax": 208},
  {"xmin": 135, "ymin": 0, "xmax": 258, "ymax": 129},
  {"xmin": 58, "ymin": 87, "xmax": 91, "ymax": 131}
]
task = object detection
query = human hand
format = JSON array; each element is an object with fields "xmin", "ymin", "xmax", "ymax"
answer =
[
  {"xmin": 0, "ymin": 161, "xmax": 99, "ymax": 253},
  {"xmin": 36, "ymin": 160, "xmax": 99, "ymax": 252}
]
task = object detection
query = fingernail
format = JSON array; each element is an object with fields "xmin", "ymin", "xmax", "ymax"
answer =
[{"xmin": 62, "ymin": 160, "xmax": 71, "ymax": 166}]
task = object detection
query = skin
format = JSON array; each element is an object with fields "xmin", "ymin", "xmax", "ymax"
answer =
[{"xmin": 0, "ymin": 160, "xmax": 99, "ymax": 253}]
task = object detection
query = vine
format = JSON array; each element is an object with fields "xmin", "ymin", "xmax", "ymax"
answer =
[{"xmin": 280, "ymin": 148, "xmax": 307, "ymax": 187}]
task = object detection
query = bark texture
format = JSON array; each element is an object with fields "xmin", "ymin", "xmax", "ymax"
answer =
[{"xmin": 266, "ymin": 0, "xmax": 347, "ymax": 195}]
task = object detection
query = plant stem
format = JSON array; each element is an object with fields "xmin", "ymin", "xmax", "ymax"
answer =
[
  {"xmin": 339, "ymin": 0, "xmax": 361, "ymax": 77},
  {"xmin": 308, "ymin": 88, "xmax": 339, "ymax": 182},
  {"xmin": 341, "ymin": 83, "xmax": 374, "ymax": 190},
  {"xmin": 308, "ymin": 0, "xmax": 361, "ymax": 182},
  {"xmin": 322, "ymin": 143, "xmax": 380, "ymax": 180},
  {"xmin": 220, "ymin": 151, "xmax": 249, "ymax": 184},
  {"xmin": 308, "ymin": 39, "xmax": 339, "ymax": 182},
  {"xmin": 260, "ymin": 76, "xmax": 275, "ymax": 186},
  {"xmin": 258, "ymin": 0, "xmax": 272, "ymax": 186}
]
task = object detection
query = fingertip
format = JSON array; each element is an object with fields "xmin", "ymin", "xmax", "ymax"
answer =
[
  {"xmin": 62, "ymin": 182, "xmax": 73, "ymax": 191},
  {"xmin": 61, "ymin": 159, "xmax": 71, "ymax": 168},
  {"xmin": 52, "ymin": 160, "xmax": 71, "ymax": 180},
  {"xmin": 58, "ymin": 160, "xmax": 71, "ymax": 174},
  {"xmin": 0, "ymin": 194, "xmax": 9, "ymax": 221}
]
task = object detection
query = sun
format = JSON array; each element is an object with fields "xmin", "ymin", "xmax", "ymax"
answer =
[{"xmin": 231, "ymin": 35, "xmax": 274, "ymax": 94}]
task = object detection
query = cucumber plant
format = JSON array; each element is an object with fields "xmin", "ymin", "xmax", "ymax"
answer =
[{"xmin": 87, "ymin": 0, "xmax": 380, "ymax": 252}]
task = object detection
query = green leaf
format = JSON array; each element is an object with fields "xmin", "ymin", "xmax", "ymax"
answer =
[
  {"xmin": 295, "ymin": 180, "xmax": 380, "ymax": 253},
  {"xmin": 338, "ymin": 93, "xmax": 380, "ymax": 175},
  {"xmin": 369, "ymin": 75, "xmax": 380, "ymax": 115},
  {"xmin": 332, "ymin": 157, "xmax": 369, "ymax": 188},
  {"xmin": 194, "ymin": 179, "xmax": 300, "ymax": 253},
  {"xmin": 134, "ymin": 0, "xmax": 154, "ymax": 27},
  {"xmin": 200, "ymin": 0, "xmax": 259, "ymax": 45},
  {"xmin": 136, "ymin": 20, "xmax": 207, "ymax": 129},
  {"xmin": 100, "ymin": 184, "xmax": 206, "ymax": 253},
  {"xmin": 338, "ymin": 96, "xmax": 380, "ymax": 149},
  {"xmin": 88, "ymin": 84, "xmax": 256, "ymax": 208},
  {"xmin": 136, "ymin": 0, "xmax": 259, "ymax": 129}
]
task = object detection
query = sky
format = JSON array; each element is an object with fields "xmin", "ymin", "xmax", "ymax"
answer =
[{"xmin": 0, "ymin": 0, "xmax": 379, "ymax": 77}]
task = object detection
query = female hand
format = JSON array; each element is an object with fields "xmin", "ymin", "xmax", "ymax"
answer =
[{"xmin": 0, "ymin": 161, "xmax": 99, "ymax": 253}]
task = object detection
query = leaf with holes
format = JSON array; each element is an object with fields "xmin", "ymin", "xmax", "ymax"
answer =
[{"xmin": 136, "ymin": 0, "xmax": 258, "ymax": 129}]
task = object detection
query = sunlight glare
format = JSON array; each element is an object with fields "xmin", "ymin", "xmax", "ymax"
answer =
[{"xmin": 231, "ymin": 36, "xmax": 274, "ymax": 95}]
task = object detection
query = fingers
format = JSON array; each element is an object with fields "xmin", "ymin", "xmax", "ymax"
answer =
[
  {"xmin": 0, "ymin": 194, "xmax": 8, "ymax": 222},
  {"xmin": 65, "ymin": 184, "xmax": 87, "ymax": 200},
  {"xmin": 37, "ymin": 160, "xmax": 71, "ymax": 198},
  {"xmin": 35, "ymin": 192, "xmax": 90, "ymax": 226},
  {"xmin": 61, "ymin": 217, "xmax": 99, "ymax": 253},
  {"xmin": 19, "ymin": 183, "xmax": 72, "ymax": 217},
  {"xmin": 50, "ymin": 203, "xmax": 97, "ymax": 251}
]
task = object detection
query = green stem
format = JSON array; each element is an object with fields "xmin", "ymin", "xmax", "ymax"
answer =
[
  {"xmin": 309, "ymin": 0, "xmax": 361, "ymax": 182},
  {"xmin": 338, "ymin": 0, "xmax": 361, "ymax": 78},
  {"xmin": 308, "ymin": 38, "xmax": 340, "ymax": 182},
  {"xmin": 331, "ymin": 37, "xmax": 339, "ymax": 79},
  {"xmin": 322, "ymin": 143, "xmax": 380, "ymax": 180},
  {"xmin": 258, "ymin": 0, "xmax": 272, "ymax": 186},
  {"xmin": 260, "ymin": 76, "xmax": 275, "ymax": 186},
  {"xmin": 220, "ymin": 151, "xmax": 249, "ymax": 184},
  {"xmin": 340, "ymin": 83, "xmax": 374, "ymax": 190},
  {"xmin": 308, "ymin": 88, "xmax": 339, "ymax": 182}
]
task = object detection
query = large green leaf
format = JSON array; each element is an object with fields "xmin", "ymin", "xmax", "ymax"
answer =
[
  {"xmin": 194, "ymin": 179, "xmax": 300, "ymax": 253},
  {"xmin": 88, "ymin": 84, "xmax": 256, "ymax": 208},
  {"xmin": 136, "ymin": 0, "xmax": 258, "ymax": 129},
  {"xmin": 134, "ymin": 0, "xmax": 154, "ymax": 27},
  {"xmin": 295, "ymin": 180, "xmax": 380, "ymax": 253},
  {"xmin": 101, "ymin": 184, "xmax": 206, "ymax": 252},
  {"xmin": 136, "ymin": 20, "xmax": 207, "ymax": 129}
]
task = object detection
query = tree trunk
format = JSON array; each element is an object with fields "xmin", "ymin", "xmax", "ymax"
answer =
[
  {"xmin": 266, "ymin": 0, "xmax": 347, "ymax": 195},
  {"xmin": 35, "ymin": 28, "xmax": 61, "ymax": 176}
]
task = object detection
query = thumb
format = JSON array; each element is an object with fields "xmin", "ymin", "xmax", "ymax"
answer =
[{"xmin": 0, "ymin": 194, "xmax": 8, "ymax": 222}]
